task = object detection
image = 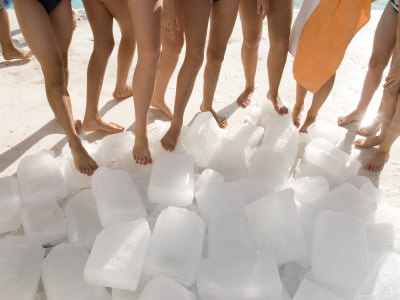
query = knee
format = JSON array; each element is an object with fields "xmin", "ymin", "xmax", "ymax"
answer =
[
  {"xmin": 162, "ymin": 36, "xmax": 184, "ymax": 60},
  {"xmin": 94, "ymin": 36, "xmax": 115, "ymax": 57},
  {"xmin": 270, "ymin": 36, "xmax": 289, "ymax": 52},
  {"xmin": 243, "ymin": 35, "xmax": 261, "ymax": 50},
  {"xmin": 139, "ymin": 47, "xmax": 160, "ymax": 67},
  {"xmin": 207, "ymin": 46, "xmax": 226, "ymax": 65},
  {"xmin": 368, "ymin": 55, "xmax": 387, "ymax": 72},
  {"xmin": 383, "ymin": 85, "xmax": 399, "ymax": 99},
  {"xmin": 185, "ymin": 50, "xmax": 204, "ymax": 70},
  {"xmin": 42, "ymin": 58, "xmax": 66, "ymax": 87}
]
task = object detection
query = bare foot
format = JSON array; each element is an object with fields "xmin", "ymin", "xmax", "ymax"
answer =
[
  {"xmin": 82, "ymin": 116, "xmax": 124, "ymax": 133},
  {"xmin": 292, "ymin": 104, "xmax": 303, "ymax": 128},
  {"xmin": 337, "ymin": 109, "xmax": 365, "ymax": 126},
  {"xmin": 132, "ymin": 135, "xmax": 152, "ymax": 165},
  {"xmin": 113, "ymin": 84, "xmax": 133, "ymax": 100},
  {"xmin": 364, "ymin": 150, "xmax": 389, "ymax": 172},
  {"xmin": 267, "ymin": 91, "xmax": 288, "ymax": 116},
  {"xmin": 299, "ymin": 115, "xmax": 316, "ymax": 133},
  {"xmin": 357, "ymin": 118, "xmax": 381, "ymax": 137},
  {"xmin": 236, "ymin": 88, "xmax": 254, "ymax": 108},
  {"xmin": 151, "ymin": 97, "xmax": 173, "ymax": 119},
  {"xmin": 2, "ymin": 47, "xmax": 33, "ymax": 61},
  {"xmin": 69, "ymin": 137, "xmax": 98, "ymax": 176},
  {"xmin": 161, "ymin": 121, "xmax": 182, "ymax": 152},
  {"xmin": 354, "ymin": 135, "xmax": 382, "ymax": 149},
  {"xmin": 200, "ymin": 103, "xmax": 228, "ymax": 129}
]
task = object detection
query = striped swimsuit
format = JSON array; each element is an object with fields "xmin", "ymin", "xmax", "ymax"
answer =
[{"xmin": 392, "ymin": 0, "xmax": 399, "ymax": 13}]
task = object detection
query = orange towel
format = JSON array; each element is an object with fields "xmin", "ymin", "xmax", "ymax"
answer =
[{"xmin": 293, "ymin": 0, "xmax": 375, "ymax": 93}]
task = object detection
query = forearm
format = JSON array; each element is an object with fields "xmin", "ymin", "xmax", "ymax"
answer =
[{"xmin": 397, "ymin": 12, "xmax": 400, "ymax": 64}]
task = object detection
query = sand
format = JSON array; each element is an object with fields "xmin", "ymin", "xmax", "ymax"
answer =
[{"xmin": 0, "ymin": 9, "xmax": 399, "ymax": 206}]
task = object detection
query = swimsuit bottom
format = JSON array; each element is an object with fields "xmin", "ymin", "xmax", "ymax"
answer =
[
  {"xmin": 38, "ymin": 0, "xmax": 62, "ymax": 13},
  {"xmin": 211, "ymin": 0, "xmax": 219, "ymax": 3},
  {"xmin": 391, "ymin": 0, "xmax": 399, "ymax": 13}
]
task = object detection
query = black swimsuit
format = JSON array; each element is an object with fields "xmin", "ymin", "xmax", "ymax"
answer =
[{"xmin": 38, "ymin": 0, "xmax": 62, "ymax": 13}]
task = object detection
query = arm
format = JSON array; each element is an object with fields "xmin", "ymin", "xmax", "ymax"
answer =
[
  {"xmin": 384, "ymin": 12, "xmax": 400, "ymax": 89},
  {"xmin": 257, "ymin": 0, "xmax": 270, "ymax": 18},
  {"xmin": 162, "ymin": 0, "xmax": 180, "ymax": 35}
]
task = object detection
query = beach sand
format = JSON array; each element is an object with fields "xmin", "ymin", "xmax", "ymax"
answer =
[{"xmin": 0, "ymin": 10, "xmax": 399, "ymax": 207}]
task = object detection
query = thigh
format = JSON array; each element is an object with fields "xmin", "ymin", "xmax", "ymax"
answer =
[
  {"xmin": 239, "ymin": 0, "xmax": 263, "ymax": 44},
  {"xmin": 13, "ymin": 0, "xmax": 61, "ymax": 66},
  {"xmin": 128, "ymin": 0, "xmax": 161, "ymax": 52},
  {"xmin": 209, "ymin": 0, "xmax": 240, "ymax": 50},
  {"xmin": 102, "ymin": 0, "xmax": 133, "ymax": 37},
  {"xmin": 179, "ymin": 0, "xmax": 210, "ymax": 53},
  {"xmin": 83, "ymin": 0, "xmax": 114, "ymax": 43},
  {"xmin": 266, "ymin": 0, "xmax": 293, "ymax": 42},
  {"xmin": 371, "ymin": 2, "xmax": 398, "ymax": 63}
]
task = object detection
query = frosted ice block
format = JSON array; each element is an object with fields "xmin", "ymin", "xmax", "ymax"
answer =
[
  {"xmin": 84, "ymin": 218, "xmax": 151, "ymax": 291},
  {"xmin": 91, "ymin": 168, "xmax": 146, "ymax": 227},
  {"xmin": 194, "ymin": 169, "xmax": 224, "ymax": 193},
  {"xmin": 42, "ymin": 244, "xmax": 110, "ymax": 300},
  {"xmin": 246, "ymin": 189, "xmax": 306, "ymax": 264},
  {"xmin": 64, "ymin": 189, "xmax": 102, "ymax": 250},
  {"xmin": 139, "ymin": 277, "xmax": 196, "ymax": 300},
  {"xmin": 144, "ymin": 207, "xmax": 205, "ymax": 287},
  {"xmin": 148, "ymin": 153, "xmax": 194, "ymax": 207},
  {"xmin": 293, "ymin": 279, "xmax": 343, "ymax": 300},
  {"xmin": 17, "ymin": 151, "xmax": 67, "ymax": 205},
  {"xmin": 0, "ymin": 236, "xmax": 44, "ymax": 300},
  {"xmin": 195, "ymin": 182, "xmax": 246, "ymax": 223},
  {"xmin": 99, "ymin": 131, "xmax": 135, "ymax": 165},
  {"xmin": 0, "ymin": 176, "xmax": 22, "ymax": 234},
  {"xmin": 312, "ymin": 210, "xmax": 369, "ymax": 291},
  {"xmin": 20, "ymin": 200, "xmax": 67, "ymax": 245}
]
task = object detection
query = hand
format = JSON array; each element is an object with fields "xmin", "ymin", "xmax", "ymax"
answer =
[
  {"xmin": 384, "ymin": 62, "xmax": 400, "ymax": 90},
  {"xmin": 161, "ymin": 0, "xmax": 181, "ymax": 39},
  {"xmin": 257, "ymin": 0, "xmax": 269, "ymax": 18}
]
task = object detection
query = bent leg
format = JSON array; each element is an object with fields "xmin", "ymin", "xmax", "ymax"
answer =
[
  {"xmin": 266, "ymin": 0, "xmax": 293, "ymax": 115},
  {"xmin": 128, "ymin": 0, "xmax": 161, "ymax": 164},
  {"xmin": 13, "ymin": 0, "xmax": 97, "ymax": 175},
  {"xmin": 236, "ymin": 0, "xmax": 263, "ymax": 108},
  {"xmin": 201, "ymin": 0, "xmax": 239, "ymax": 128},
  {"xmin": 82, "ymin": 0, "xmax": 124, "ymax": 133},
  {"xmin": 299, "ymin": 74, "xmax": 336, "ymax": 133},
  {"xmin": 161, "ymin": 0, "xmax": 211, "ymax": 151},
  {"xmin": 338, "ymin": 2, "xmax": 397, "ymax": 127}
]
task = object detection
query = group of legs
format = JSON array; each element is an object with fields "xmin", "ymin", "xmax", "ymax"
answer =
[
  {"xmin": 154, "ymin": 0, "xmax": 293, "ymax": 151},
  {"xmin": 13, "ymin": 0, "xmax": 161, "ymax": 174},
  {"xmin": 338, "ymin": 1, "xmax": 400, "ymax": 172}
]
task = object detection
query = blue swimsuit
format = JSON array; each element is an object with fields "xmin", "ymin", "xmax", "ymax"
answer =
[{"xmin": 38, "ymin": 0, "xmax": 62, "ymax": 13}]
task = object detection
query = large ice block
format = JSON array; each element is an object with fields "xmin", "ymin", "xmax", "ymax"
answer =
[
  {"xmin": 208, "ymin": 139, "xmax": 249, "ymax": 181},
  {"xmin": 195, "ymin": 182, "xmax": 246, "ymax": 223},
  {"xmin": 139, "ymin": 277, "xmax": 196, "ymax": 300},
  {"xmin": 99, "ymin": 131, "xmax": 135, "ymax": 165},
  {"xmin": 112, "ymin": 289, "xmax": 140, "ymax": 300},
  {"xmin": 246, "ymin": 189, "xmax": 306, "ymax": 265},
  {"xmin": 312, "ymin": 210, "xmax": 369, "ymax": 291},
  {"xmin": 207, "ymin": 216, "xmax": 256, "ymax": 258},
  {"xmin": 17, "ymin": 151, "xmax": 67, "ymax": 205},
  {"xmin": 238, "ymin": 178, "xmax": 271, "ymax": 205},
  {"xmin": 64, "ymin": 189, "xmax": 102, "ymax": 250},
  {"xmin": 0, "ymin": 176, "xmax": 22, "ymax": 234},
  {"xmin": 293, "ymin": 280, "xmax": 343, "ymax": 300},
  {"xmin": 144, "ymin": 207, "xmax": 205, "ymax": 287},
  {"xmin": 20, "ymin": 200, "xmax": 67, "ymax": 245},
  {"xmin": 84, "ymin": 218, "xmax": 151, "ymax": 290},
  {"xmin": 325, "ymin": 183, "xmax": 377, "ymax": 221},
  {"xmin": 247, "ymin": 146, "xmax": 293, "ymax": 189},
  {"xmin": 113, "ymin": 151, "xmax": 152, "ymax": 182},
  {"xmin": 42, "ymin": 244, "xmax": 110, "ymax": 300},
  {"xmin": 226, "ymin": 123, "xmax": 264, "ymax": 148},
  {"xmin": 355, "ymin": 252, "xmax": 400, "ymax": 299},
  {"xmin": 59, "ymin": 142, "xmax": 101, "ymax": 189},
  {"xmin": 91, "ymin": 168, "xmax": 146, "ymax": 227},
  {"xmin": 307, "ymin": 120, "xmax": 347, "ymax": 145},
  {"xmin": 303, "ymin": 138, "xmax": 361, "ymax": 179},
  {"xmin": 148, "ymin": 153, "xmax": 194, "ymax": 207},
  {"xmin": 197, "ymin": 254, "xmax": 282, "ymax": 300},
  {"xmin": 194, "ymin": 169, "xmax": 224, "ymax": 193},
  {"xmin": 180, "ymin": 112, "xmax": 223, "ymax": 167},
  {"xmin": 0, "ymin": 236, "xmax": 44, "ymax": 300},
  {"xmin": 281, "ymin": 176, "xmax": 329, "ymax": 205}
]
